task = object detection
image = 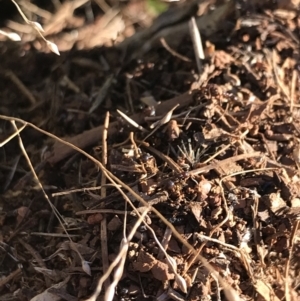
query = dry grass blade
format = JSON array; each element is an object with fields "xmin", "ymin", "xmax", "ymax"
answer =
[
  {"xmin": 149, "ymin": 104, "xmax": 179, "ymax": 129},
  {"xmin": 10, "ymin": 120, "xmax": 91, "ymax": 276},
  {"xmin": 3, "ymin": 70, "xmax": 37, "ymax": 105},
  {"xmin": 3, "ymin": 155, "xmax": 20, "ymax": 192},
  {"xmin": 10, "ymin": 0, "xmax": 60, "ymax": 55},
  {"xmin": 254, "ymin": 280, "xmax": 281, "ymax": 301},
  {"xmin": 160, "ymin": 37, "xmax": 191, "ymax": 62},
  {"xmin": 157, "ymin": 227, "xmax": 173, "ymax": 260},
  {"xmin": 189, "ymin": 152, "xmax": 262, "ymax": 176},
  {"xmin": 52, "ymin": 185, "xmax": 103, "ymax": 196},
  {"xmin": 0, "ymin": 124, "xmax": 26, "ymax": 147},
  {"xmin": 143, "ymin": 103, "xmax": 180, "ymax": 141},
  {"xmin": 284, "ymin": 220, "xmax": 300, "ymax": 301},
  {"xmin": 189, "ymin": 16, "xmax": 204, "ymax": 74},
  {"xmin": 137, "ymin": 139, "xmax": 182, "ymax": 173},
  {"xmin": 251, "ymin": 192, "xmax": 266, "ymax": 265},
  {"xmin": 290, "ymin": 69, "xmax": 297, "ymax": 113},
  {"xmin": 142, "ymin": 222, "xmax": 187, "ymax": 293},
  {"xmin": 211, "ymin": 273, "xmax": 221, "ymax": 301},
  {"xmin": 194, "ymin": 233, "xmax": 240, "ymax": 253},
  {"xmin": 89, "ymin": 76, "xmax": 114, "ymax": 113},
  {"xmin": 117, "ymin": 109, "xmax": 148, "ymax": 132},
  {"xmin": 100, "ymin": 112, "xmax": 110, "ymax": 293},
  {"xmin": 0, "ymin": 268, "xmax": 22, "ymax": 288},
  {"xmin": 10, "ymin": 120, "xmax": 66, "ymax": 228},
  {"xmin": 202, "ymin": 130, "xmax": 249, "ymax": 164},
  {"xmin": 18, "ymin": 238, "xmax": 51, "ymax": 287},
  {"xmin": 86, "ymin": 208, "xmax": 150, "ymax": 301}
]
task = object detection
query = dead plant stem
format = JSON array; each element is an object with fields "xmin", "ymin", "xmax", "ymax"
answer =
[{"xmin": 100, "ymin": 112, "xmax": 110, "ymax": 293}]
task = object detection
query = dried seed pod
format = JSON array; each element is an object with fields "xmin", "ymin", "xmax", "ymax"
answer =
[{"xmin": 166, "ymin": 119, "xmax": 180, "ymax": 140}]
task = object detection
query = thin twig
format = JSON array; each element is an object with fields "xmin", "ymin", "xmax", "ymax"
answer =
[
  {"xmin": 100, "ymin": 112, "xmax": 110, "ymax": 293},
  {"xmin": 136, "ymin": 139, "xmax": 183, "ymax": 173},
  {"xmin": 10, "ymin": 0, "xmax": 60, "ymax": 55},
  {"xmin": 3, "ymin": 70, "xmax": 37, "ymax": 105},
  {"xmin": 76, "ymin": 209, "xmax": 129, "ymax": 215},
  {"xmin": 0, "ymin": 268, "xmax": 22, "ymax": 288},
  {"xmin": 10, "ymin": 120, "xmax": 89, "ymax": 276},
  {"xmin": 160, "ymin": 37, "xmax": 191, "ymax": 62},
  {"xmin": 290, "ymin": 69, "xmax": 297, "ymax": 113},
  {"xmin": 284, "ymin": 220, "xmax": 299, "ymax": 301},
  {"xmin": 203, "ymin": 130, "xmax": 249, "ymax": 164}
]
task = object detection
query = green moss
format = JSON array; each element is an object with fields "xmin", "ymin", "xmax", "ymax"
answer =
[{"xmin": 146, "ymin": 0, "xmax": 168, "ymax": 16}]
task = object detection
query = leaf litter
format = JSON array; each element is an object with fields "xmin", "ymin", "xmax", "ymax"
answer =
[{"xmin": 0, "ymin": 0, "xmax": 300, "ymax": 300}]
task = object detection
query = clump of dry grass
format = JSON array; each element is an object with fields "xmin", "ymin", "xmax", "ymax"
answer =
[{"xmin": 0, "ymin": 0, "xmax": 59, "ymax": 55}]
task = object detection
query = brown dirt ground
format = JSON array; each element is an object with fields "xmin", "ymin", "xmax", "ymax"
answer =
[{"xmin": 1, "ymin": 0, "xmax": 300, "ymax": 301}]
